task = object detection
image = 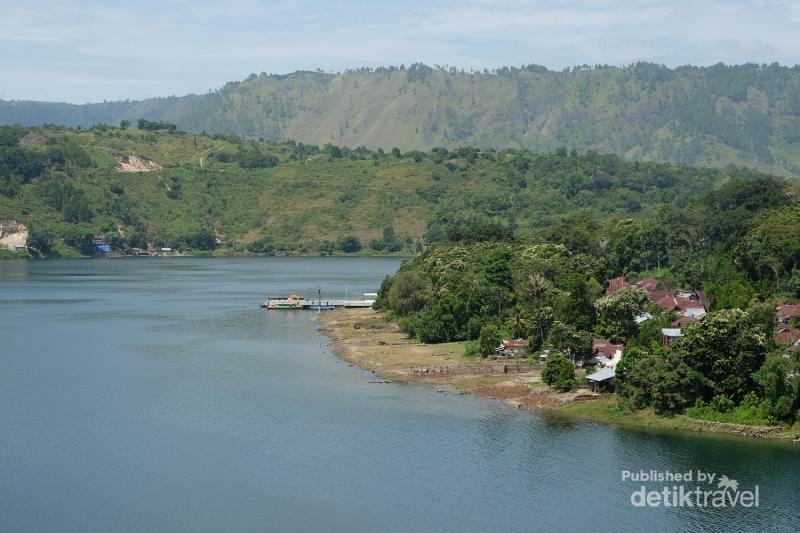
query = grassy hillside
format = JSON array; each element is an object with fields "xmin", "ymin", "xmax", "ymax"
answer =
[
  {"xmin": 3, "ymin": 63, "xmax": 800, "ymax": 176},
  {"xmin": 0, "ymin": 123, "xmax": 791, "ymax": 257}
]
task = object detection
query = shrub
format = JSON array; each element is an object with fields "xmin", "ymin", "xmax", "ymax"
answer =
[
  {"xmin": 336, "ymin": 235, "xmax": 362, "ymax": 253},
  {"xmin": 238, "ymin": 150, "xmax": 278, "ymax": 169},
  {"xmin": 710, "ymin": 394, "xmax": 735, "ymax": 413},
  {"xmin": 478, "ymin": 324, "xmax": 502, "ymax": 357},
  {"xmin": 542, "ymin": 354, "xmax": 576, "ymax": 390}
]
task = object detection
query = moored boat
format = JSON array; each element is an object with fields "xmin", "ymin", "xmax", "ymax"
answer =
[{"xmin": 262, "ymin": 294, "xmax": 306, "ymax": 309}]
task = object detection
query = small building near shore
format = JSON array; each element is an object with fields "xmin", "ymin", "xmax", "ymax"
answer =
[
  {"xmin": 586, "ymin": 366, "xmax": 616, "ymax": 392},
  {"xmin": 495, "ymin": 338, "xmax": 530, "ymax": 357}
]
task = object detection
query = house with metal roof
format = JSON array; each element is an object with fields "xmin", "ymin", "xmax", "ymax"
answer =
[{"xmin": 586, "ymin": 366, "xmax": 616, "ymax": 392}]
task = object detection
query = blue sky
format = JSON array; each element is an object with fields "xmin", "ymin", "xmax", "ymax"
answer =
[{"xmin": 1, "ymin": 0, "xmax": 798, "ymax": 103}]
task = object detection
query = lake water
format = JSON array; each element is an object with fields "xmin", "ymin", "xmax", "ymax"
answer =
[{"xmin": 1, "ymin": 257, "xmax": 799, "ymax": 532}]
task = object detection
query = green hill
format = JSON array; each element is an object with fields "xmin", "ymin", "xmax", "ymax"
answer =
[
  {"xmin": 0, "ymin": 124, "xmax": 788, "ymax": 258},
  {"xmin": 2, "ymin": 63, "xmax": 800, "ymax": 176}
]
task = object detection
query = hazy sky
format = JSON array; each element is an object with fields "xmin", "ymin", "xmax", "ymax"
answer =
[{"xmin": 1, "ymin": 0, "xmax": 798, "ymax": 103}]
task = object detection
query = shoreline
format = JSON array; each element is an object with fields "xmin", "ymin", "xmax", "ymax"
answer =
[
  {"xmin": 317, "ymin": 308, "xmax": 800, "ymax": 443},
  {"xmin": 316, "ymin": 308, "xmax": 577, "ymax": 409},
  {"xmin": 0, "ymin": 251, "xmax": 413, "ymax": 260}
]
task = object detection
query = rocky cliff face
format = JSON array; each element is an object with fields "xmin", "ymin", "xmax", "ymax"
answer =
[{"xmin": 0, "ymin": 220, "xmax": 28, "ymax": 251}]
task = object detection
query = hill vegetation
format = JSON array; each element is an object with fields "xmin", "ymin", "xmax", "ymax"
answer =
[
  {"xmin": 3, "ymin": 63, "xmax": 800, "ymax": 176},
  {"xmin": 373, "ymin": 172, "xmax": 800, "ymax": 426},
  {"xmin": 1, "ymin": 123, "xmax": 786, "ymax": 259}
]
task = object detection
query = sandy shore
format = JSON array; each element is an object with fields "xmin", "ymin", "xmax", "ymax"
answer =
[
  {"xmin": 317, "ymin": 309, "xmax": 800, "ymax": 442},
  {"xmin": 316, "ymin": 308, "xmax": 598, "ymax": 409}
]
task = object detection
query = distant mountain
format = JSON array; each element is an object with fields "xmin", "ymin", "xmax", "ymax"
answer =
[{"xmin": 3, "ymin": 63, "xmax": 800, "ymax": 175}]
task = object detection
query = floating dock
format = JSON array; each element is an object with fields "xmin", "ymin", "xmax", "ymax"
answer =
[{"xmin": 261, "ymin": 293, "xmax": 375, "ymax": 309}]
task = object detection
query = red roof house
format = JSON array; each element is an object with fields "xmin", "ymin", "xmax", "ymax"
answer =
[
  {"xmin": 502, "ymin": 338, "xmax": 529, "ymax": 348},
  {"xmin": 635, "ymin": 277, "xmax": 659, "ymax": 292},
  {"xmin": 592, "ymin": 338, "xmax": 624, "ymax": 359},
  {"xmin": 655, "ymin": 295, "xmax": 706, "ymax": 315},
  {"xmin": 775, "ymin": 327, "xmax": 800, "ymax": 345},
  {"xmin": 646, "ymin": 289, "xmax": 671, "ymax": 303},
  {"xmin": 671, "ymin": 315, "xmax": 698, "ymax": 327},
  {"xmin": 776, "ymin": 302, "xmax": 800, "ymax": 324}
]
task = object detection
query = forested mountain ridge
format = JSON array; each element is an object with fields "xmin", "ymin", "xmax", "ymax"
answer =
[
  {"xmin": 1, "ymin": 123, "xmax": 791, "ymax": 259},
  {"xmin": 3, "ymin": 63, "xmax": 800, "ymax": 176}
]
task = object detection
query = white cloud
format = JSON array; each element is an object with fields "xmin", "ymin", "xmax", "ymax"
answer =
[{"xmin": 0, "ymin": 0, "xmax": 797, "ymax": 102}]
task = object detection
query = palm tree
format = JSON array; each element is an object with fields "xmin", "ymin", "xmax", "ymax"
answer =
[
  {"xmin": 524, "ymin": 274, "xmax": 551, "ymax": 304},
  {"xmin": 505, "ymin": 306, "xmax": 530, "ymax": 338}
]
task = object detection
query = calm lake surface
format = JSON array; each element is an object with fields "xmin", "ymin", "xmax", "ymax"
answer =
[{"xmin": 1, "ymin": 257, "xmax": 799, "ymax": 532}]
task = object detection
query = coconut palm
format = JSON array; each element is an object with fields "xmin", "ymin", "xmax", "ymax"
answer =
[
  {"xmin": 505, "ymin": 305, "xmax": 531, "ymax": 338},
  {"xmin": 523, "ymin": 274, "xmax": 552, "ymax": 305}
]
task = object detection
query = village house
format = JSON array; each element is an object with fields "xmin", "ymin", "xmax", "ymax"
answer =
[
  {"xmin": 589, "ymin": 338, "xmax": 624, "ymax": 368},
  {"xmin": 586, "ymin": 366, "xmax": 616, "ymax": 392},
  {"xmin": 495, "ymin": 338, "xmax": 529, "ymax": 358},
  {"xmin": 92, "ymin": 236, "xmax": 110, "ymax": 255},
  {"xmin": 538, "ymin": 348, "xmax": 551, "ymax": 363},
  {"xmin": 775, "ymin": 326, "xmax": 800, "ymax": 346},
  {"xmin": 671, "ymin": 315, "xmax": 698, "ymax": 328},
  {"xmin": 776, "ymin": 301, "xmax": 800, "ymax": 324},
  {"xmin": 653, "ymin": 294, "xmax": 706, "ymax": 317},
  {"xmin": 635, "ymin": 277, "xmax": 659, "ymax": 292},
  {"xmin": 602, "ymin": 276, "xmax": 713, "ymax": 352}
]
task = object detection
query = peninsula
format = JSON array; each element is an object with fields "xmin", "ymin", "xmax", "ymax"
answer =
[{"xmin": 319, "ymin": 308, "xmax": 800, "ymax": 442}]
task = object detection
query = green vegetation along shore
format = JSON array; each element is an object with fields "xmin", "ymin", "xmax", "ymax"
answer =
[
  {"xmin": 319, "ymin": 309, "xmax": 800, "ymax": 441},
  {"xmin": 370, "ymin": 168, "xmax": 800, "ymax": 439},
  {"xmin": 0, "ymin": 122, "xmax": 788, "ymax": 258}
]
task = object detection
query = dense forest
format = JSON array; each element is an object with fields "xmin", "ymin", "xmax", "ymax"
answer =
[
  {"xmin": 373, "ymin": 173, "xmax": 800, "ymax": 426},
  {"xmin": 3, "ymin": 63, "xmax": 800, "ymax": 176}
]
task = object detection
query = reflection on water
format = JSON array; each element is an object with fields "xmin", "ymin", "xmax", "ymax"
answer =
[{"xmin": 0, "ymin": 257, "xmax": 798, "ymax": 533}]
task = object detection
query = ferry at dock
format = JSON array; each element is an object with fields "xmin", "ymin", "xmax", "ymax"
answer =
[
  {"xmin": 263, "ymin": 294, "xmax": 308, "ymax": 309},
  {"xmin": 261, "ymin": 292, "xmax": 376, "ymax": 310}
]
